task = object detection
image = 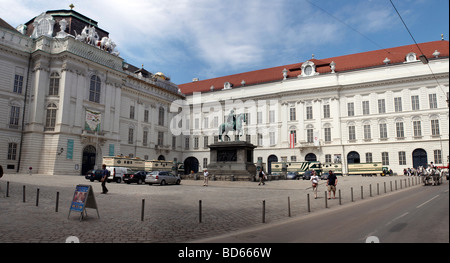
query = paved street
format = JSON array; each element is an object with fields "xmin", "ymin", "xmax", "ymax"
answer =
[{"xmin": 0, "ymin": 173, "xmax": 441, "ymax": 243}]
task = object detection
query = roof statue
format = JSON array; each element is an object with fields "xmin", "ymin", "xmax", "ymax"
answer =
[{"xmin": 75, "ymin": 25, "xmax": 119, "ymax": 56}]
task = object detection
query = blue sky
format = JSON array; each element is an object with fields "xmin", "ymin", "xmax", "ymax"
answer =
[{"xmin": 1, "ymin": 0, "xmax": 448, "ymax": 85}]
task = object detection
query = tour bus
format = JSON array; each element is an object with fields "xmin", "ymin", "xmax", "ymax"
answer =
[
  {"xmin": 145, "ymin": 160, "xmax": 173, "ymax": 172},
  {"xmin": 102, "ymin": 156, "xmax": 145, "ymax": 170},
  {"xmin": 271, "ymin": 161, "xmax": 322, "ymax": 176},
  {"xmin": 347, "ymin": 162, "xmax": 385, "ymax": 176}
]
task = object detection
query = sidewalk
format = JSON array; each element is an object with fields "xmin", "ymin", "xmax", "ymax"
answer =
[{"xmin": 0, "ymin": 173, "xmax": 422, "ymax": 243}]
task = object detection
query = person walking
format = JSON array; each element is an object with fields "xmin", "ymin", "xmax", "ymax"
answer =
[
  {"xmin": 101, "ymin": 164, "xmax": 109, "ymax": 194},
  {"xmin": 258, "ymin": 169, "xmax": 266, "ymax": 185},
  {"xmin": 203, "ymin": 168, "xmax": 209, "ymax": 186},
  {"xmin": 310, "ymin": 170, "xmax": 319, "ymax": 199},
  {"xmin": 327, "ymin": 170, "xmax": 337, "ymax": 199}
]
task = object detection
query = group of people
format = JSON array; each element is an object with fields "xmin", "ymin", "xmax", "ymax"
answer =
[
  {"xmin": 404, "ymin": 162, "xmax": 440, "ymax": 176},
  {"xmin": 310, "ymin": 170, "xmax": 338, "ymax": 200}
]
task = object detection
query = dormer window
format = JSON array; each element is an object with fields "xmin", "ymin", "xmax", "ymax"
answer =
[
  {"xmin": 300, "ymin": 61, "xmax": 318, "ymax": 77},
  {"xmin": 31, "ymin": 13, "xmax": 55, "ymax": 39},
  {"xmin": 405, "ymin": 52, "xmax": 418, "ymax": 62}
]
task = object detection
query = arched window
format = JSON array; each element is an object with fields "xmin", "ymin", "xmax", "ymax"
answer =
[
  {"xmin": 89, "ymin": 75, "xmax": 101, "ymax": 103},
  {"xmin": 49, "ymin": 72, "xmax": 60, "ymax": 96}
]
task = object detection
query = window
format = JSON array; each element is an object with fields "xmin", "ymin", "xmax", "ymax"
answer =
[
  {"xmin": 347, "ymin": 102, "xmax": 354, "ymax": 116},
  {"xmin": 89, "ymin": 75, "xmax": 101, "ymax": 103},
  {"xmin": 172, "ymin": 136, "xmax": 176, "ymax": 149},
  {"xmin": 323, "ymin": 104, "xmax": 330, "ymax": 118},
  {"xmin": 158, "ymin": 107, "xmax": 165, "ymax": 126},
  {"xmin": 13, "ymin": 74, "xmax": 24, "ymax": 94},
  {"xmin": 49, "ymin": 72, "xmax": 60, "ymax": 96},
  {"xmin": 307, "ymin": 128, "xmax": 314, "ymax": 143},
  {"xmin": 194, "ymin": 137, "xmax": 199, "ymax": 149},
  {"xmin": 144, "ymin": 110, "xmax": 149, "ymax": 122},
  {"xmin": 431, "ymin": 119, "xmax": 440, "ymax": 136},
  {"xmin": 394, "ymin": 97, "xmax": 402, "ymax": 112},
  {"xmin": 290, "ymin": 130, "xmax": 297, "ymax": 144},
  {"xmin": 364, "ymin": 125, "xmax": 371, "ymax": 140},
  {"xmin": 158, "ymin": 132, "xmax": 164, "ymax": 146},
  {"xmin": 203, "ymin": 117, "xmax": 209, "ymax": 129},
  {"xmin": 324, "ymin": 127, "xmax": 331, "ymax": 142},
  {"xmin": 382, "ymin": 152, "xmax": 389, "ymax": 165},
  {"xmin": 185, "ymin": 137, "xmax": 190, "ymax": 150},
  {"xmin": 379, "ymin": 123, "xmax": 387, "ymax": 139},
  {"xmin": 258, "ymin": 133, "xmax": 263, "ymax": 146},
  {"xmin": 9, "ymin": 106, "xmax": 20, "ymax": 128},
  {"xmin": 348, "ymin": 126, "xmax": 356, "ymax": 141},
  {"xmin": 289, "ymin": 107, "xmax": 296, "ymax": 121},
  {"xmin": 292, "ymin": 156, "xmax": 298, "ymax": 162},
  {"xmin": 413, "ymin": 120, "xmax": 422, "ymax": 137},
  {"xmin": 399, "ymin": 151, "xmax": 406, "ymax": 165},
  {"xmin": 203, "ymin": 136, "xmax": 209, "ymax": 148},
  {"xmin": 396, "ymin": 122, "xmax": 405, "ymax": 138},
  {"xmin": 378, "ymin": 99, "xmax": 386, "ymax": 114},
  {"xmin": 411, "ymin": 95, "xmax": 420, "ymax": 110},
  {"xmin": 362, "ymin": 101, "xmax": 370, "ymax": 115},
  {"xmin": 306, "ymin": 106, "xmax": 313, "ymax": 120},
  {"xmin": 128, "ymin": 128, "xmax": 134, "ymax": 144},
  {"xmin": 203, "ymin": 158, "xmax": 208, "ymax": 169},
  {"xmin": 269, "ymin": 132, "xmax": 276, "ymax": 145},
  {"xmin": 269, "ymin": 110, "xmax": 276, "ymax": 123},
  {"xmin": 325, "ymin": 154, "xmax": 331, "ymax": 163},
  {"xmin": 143, "ymin": 130, "xmax": 148, "ymax": 146},
  {"xmin": 257, "ymin": 111, "xmax": 263, "ymax": 124},
  {"xmin": 434, "ymin": 150, "xmax": 442, "ymax": 164},
  {"xmin": 8, "ymin": 143, "xmax": 17, "ymax": 160},
  {"xmin": 45, "ymin": 103, "xmax": 57, "ymax": 130},
  {"xmin": 429, "ymin": 94, "xmax": 437, "ymax": 109},
  {"xmin": 366, "ymin": 152, "xmax": 373, "ymax": 163},
  {"xmin": 130, "ymin": 105, "xmax": 135, "ymax": 119}
]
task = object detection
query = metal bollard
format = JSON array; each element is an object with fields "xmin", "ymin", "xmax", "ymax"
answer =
[
  {"xmin": 23, "ymin": 185, "xmax": 26, "ymax": 203},
  {"xmin": 6, "ymin": 181, "xmax": 9, "ymax": 197},
  {"xmin": 324, "ymin": 191, "xmax": 328, "ymax": 208},
  {"xmin": 370, "ymin": 184, "xmax": 372, "ymax": 197},
  {"xmin": 262, "ymin": 200, "xmax": 266, "ymax": 223},
  {"xmin": 141, "ymin": 199, "xmax": 145, "ymax": 221},
  {"xmin": 338, "ymin": 189, "xmax": 342, "ymax": 205},
  {"xmin": 307, "ymin": 194, "xmax": 311, "ymax": 212},
  {"xmin": 351, "ymin": 187, "xmax": 354, "ymax": 202},
  {"xmin": 55, "ymin": 192, "xmax": 59, "ymax": 212},
  {"xmin": 36, "ymin": 188, "xmax": 39, "ymax": 207},
  {"xmin": 361, "ymin": 186, "xmax": 364, "ymax": 200},
  {"xmin": 287, "ymin": 196, "xmax": 291, "ymax": 217},
  {"xmin": 199, "ymin": 200, "xmax": 202, "ymax": 223}
]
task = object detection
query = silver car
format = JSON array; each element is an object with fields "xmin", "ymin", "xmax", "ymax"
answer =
[{"xmin": 145, "ymin": 171, "xmax": 181, "ymax": 185}]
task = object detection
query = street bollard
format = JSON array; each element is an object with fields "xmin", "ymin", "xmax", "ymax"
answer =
[
  {"xmin": 55, "ymin": 192, "xmax": 59, "ymax": 212},
  {"xmin": 351, "ymin": 187, "xmax": 354, "ymax": 202},
  {"xmin": 390, "ymin": 181, "xmax": 393, "ymax": 192},
  {"xmin": 199, "ymin": 200, "xmax": 202, "ymax": 223},
  {"xmin": 370, "ymin": 184, "xmax": 372, "ymax": 197},
  {"xmin": 324, "ymin": 191, "xmax": 328, "ymax": 208},
  {"xmin": 6, "ymin": 181, "xmax": 9, "ymax": 197},
  {"xmin": 141, "ymin": 199, "xmax": 145, "ymax": 221},
  {"xmin": 338, "ymin": 189, "xmax": 342, "ymax": 205},
  {"xmin": 36, "ymin": 188, "xmax": 39, "ymax": 207},
  {"xmin": 361, "ymin": 186, "xmax": 364, "ymax": 200},
  {"xmin": 262, "ymin": 200, "xmax": 266, "ymax": 223},
  {"xmin": 23, "ymin": 185, "xmax": 26, "ymax": 203},
  {"xmin": 384, "ymin": 182, "xmax": 386, "ymax": 193},
  {"xmin": 287, "ymin": 196, "xmax": 291, "ymax": 217},
  {"xmin": 307, "ymin": 194, "xmax": 311, "ymax": 212},
  {"xmin": 377, "ymin": 183, "xmax": 379, "ymax": 195}
]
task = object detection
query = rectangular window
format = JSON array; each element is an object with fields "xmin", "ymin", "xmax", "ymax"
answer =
[
  {"xmin": 362, "ymin": 101, "xmax": 370, "ymax": 115},
  {"xmin": 172, "ymin": 136, "xmax": 176, "ymax": 149},
  {"xmin": 158, "ymin": 132, "xmax": 164, "ymax": 146},
  {"xmin": 144, "ymin": 110, "xmax": 149, "ymax": 122},
  {"xmin": 347, "ymin": 102, "xmax": 354, "ymax": 116},
  {"xmin": 130, "ymin": 105, "xmax": 135, "ymax": 119},
  {"xmin": 325, "ymin": 154, "xmax": 331, "ymax": 163},
  {"xmin": 348, "ymin": 126, "xmax": 356, "ymax": 141},
  {"xmin": 379, "ymin": 123, "xmax": 388, "ymax": 139},
  {"xmin": 411, "ymin": 95, "xmax": 420, "ymax": 110},
  {"xmin": 203, "ymin": 158, "xmax": 208, "ymax": 169},
  {"xmin": 307, "ymin": 129, "xmax": 314, "ymax": 143},
  {"xmin": 324, "ymin": 127, "xmax": 331, "ymax": 142},
  {"xmin": 269, "ymin": 110, "xmax": 275, "ymax": 123},
  {"xmin": 203, "ymin": 136, "xmax": 208, "ymax": 148},
  {"xmin": 431, "ymin": 119, "xmax": 440, "ymax": 135},
  {"xmin": 9, "ymin": 106, "xmax": 20, "ymax": 128},
  {"xmin": 45, "ymin": 108, "xmax": 57, "ymax": 130},
  {"xmin": 429, "ymin": 94, "xmax": 437, "ymax": 109},
  {"xmin": 363, "ymin": 125, "xmax": 371, "ymax": 140},
  {"xmin": 382, "ymin": 152, "xmax": 389, "ymax": 165},
  {"xmin": 366, "ymin": 152, "xmax": 373, "ymax": 163},
  {"xmin": 394, "ymin": 97, "xmax": 402, "ymax": 112},
  {"xmin": 306, "ymin": 106, "xmax": 313, "ymax": 120},
  {"xmin": 396, "ymin": 122, "xmax": 404, "ymax": 138},
  {"xmin": 13, "ymin": 74, "xmax": 24, "ymax": 94},
  {"xmin": 323, "ymin": 104, "xmax": 330, "ymax": 118},
  {"xmin": 143, "ymin": 130, "xmax": 148, "ymax": 146},
  {"xmin": 378, "ymin": 99, "xmax": 386, "ymax": 114},
  {"xmin": 289, "ymin": 107, "xmax": 296, "ymax": 121},
  {"xmin": 269, "ymin": 132, "xmax": 276, "ymax": 145},
  {"xmin": 8, "ymin": 142, "xmax": 17, "ymax": 160},
  {"xmin": 128, "ymin": 128, "xmax": 134, "ymax": 144},
  {"xmin": 413, "ymin": 121, "xmax": 422, "ymax": 137},
  {"xmin": 194, "ymin": 137, "xmax": 199, "ymax": 149},
  {"xmin": 434, "ymin": 150, "xmax": 442, "ymax": 164},
  {"xmin": 399, "ymin": 151, "xmax": 406, "ymax": 165},
  {"xmin": 185, "ymin": 137, "xmax": 190, "ymax": 150}
]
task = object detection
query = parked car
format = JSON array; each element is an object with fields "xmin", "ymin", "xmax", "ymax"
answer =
[
  {"xmin": 321, "ymin": 172, "xmax": 329, "ymax": 180},
  {"xmin": 106, "ymin": 167, "xmax": 132, "ymax": 183},
  {"xmin": 286, "ymin": 172, "xmax": 300, "ymax": 180},
  {"xmin": 302, "ymin": 170, "xmax": 313, "ymax": 180},
  {"xmin": 85, "ymin": 169, "xmax": 105, "ymax": 182},
  {"xmin": 146, "ymin": 171, "xmax": 181, "ymax": 185},
  {"xmin": 123, "ymin": 171, "xmax": 148, "ymax": 184}
]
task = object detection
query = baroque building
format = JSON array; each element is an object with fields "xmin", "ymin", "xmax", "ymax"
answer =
[
  {"xmin": 1, "ymin": 8, "xmax": 448, "ymax": 176},
  {"xmin": 1, "ymin": 10, "xmax": 183, "ymax": 175}
]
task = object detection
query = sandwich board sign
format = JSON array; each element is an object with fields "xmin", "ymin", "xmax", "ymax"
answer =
[{"xmin": 68, "ymin": 185, "xmax": 100, "ymax": 221}]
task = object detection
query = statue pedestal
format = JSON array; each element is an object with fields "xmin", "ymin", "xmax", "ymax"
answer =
[{"xmin": 207, "ymin": 141, "xmax": 257, "ymax": 181}]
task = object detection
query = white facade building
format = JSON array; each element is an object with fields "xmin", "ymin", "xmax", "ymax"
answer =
[{"xmin": 1, "ymin": 9, "xmax": 448, "ymax": 176}]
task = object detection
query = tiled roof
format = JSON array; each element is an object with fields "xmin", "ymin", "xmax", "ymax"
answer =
[{"xmin": 179, "ymin": 40, "xmax": 449, "ymax": 95}]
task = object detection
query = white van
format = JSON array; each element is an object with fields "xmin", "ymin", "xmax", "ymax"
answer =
[{"xmin": 106, "ymin": 167, "xmax": 132, "ymax": 183}]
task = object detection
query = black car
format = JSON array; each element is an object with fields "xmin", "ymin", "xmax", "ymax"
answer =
[
  {"xmin": 123, "ymin": 171, "xmax": 148, "ymax": 184},
  {"xmin": 302, "ymin": 170, "xmax": 313, "ymax": 180},
  {"xmin": 85, "ymin": 169, "xmax": 105, "ymax": 182}
]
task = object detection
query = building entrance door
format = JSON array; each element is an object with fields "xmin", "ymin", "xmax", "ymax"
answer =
[{"xmin": 82, "ymin": 145, "xmax": 96, "ymax": 175}]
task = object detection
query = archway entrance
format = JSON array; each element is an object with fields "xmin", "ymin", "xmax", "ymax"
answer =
[
  {"xmin": 158, "ymin": 155, "xmax": 165, "ymax": 161},
  {"xmin": 347, "ymin": 151, "xmax": 360, "ymax": 164},
  {"xmin": 184, "ymin": 157, "xmax": 199, "ymax": 174},
  {"xmin": 81, "ymin": 145, "xmax": 96, "ymax": 175},
  {"xmin": 267, "ymin": 155, "xmax": 278, "ymax": 174},
  {"xmin": 305, "ymin": 153, "xmax": 317, "ymax": 162},
  {"xmin": 413, "ymin": 148, "xmax": 427, "ymax": 168}
]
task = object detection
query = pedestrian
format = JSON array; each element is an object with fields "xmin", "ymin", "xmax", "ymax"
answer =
[
  {"xmin": 258, "ymin": 169, "xmax": 266, "ymax": 185},
  {"xmin": 310, "ymin": 170, "xmax": 319, "ymax": 199},
  {"xmin": 203, "ymin": 168, "xmax": 209, "ymax": 186},
  {"xmin": 101, "ymin": 164, "xmax": 109, "ymax": 194},
  {"xmin": 327, "ymin": 170, "xmax": 337, "ymax": 199}
]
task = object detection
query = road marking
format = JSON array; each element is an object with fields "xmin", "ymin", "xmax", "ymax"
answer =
[
  {"xmin": 416, "ymin": 195, "xmax": 440, "ymax": 209},
  {"xmin": 386, "ymin": 212, "xmax": 409, "ymax": 226}
]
